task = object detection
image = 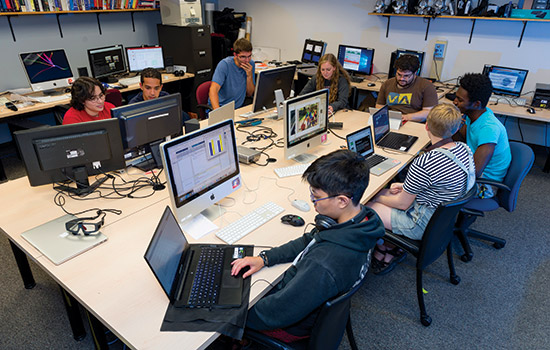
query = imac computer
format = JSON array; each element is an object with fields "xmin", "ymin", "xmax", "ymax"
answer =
[
  {"xmin": 126, "ymin": 46, "xmax": 165, "ymax": 73},
  {"xmin": 337, "ymin": 45, "xmax": 375, "ymax": 77},
  {"xmin": 160, "ymin": 119, "xmax": 241, "ymax": 226},
  {"xmin": 14, "ymin": 119, "xmax": 125, "ymax": 196},
  {"xmin": 388, "ymin": 49, "xmax": 425, "ymax": 78},
  {"xmin": 19, "ymin": 49, "xmax": 74, "ymax": 94},
  {"xmin": 284, "ymin": 89, "xmax": 329, "ymax": 163},
  {"xmin": 482, "ymin": 64, "xmax": 528, "ymax": 97},
  {"xmin": 251, "ymin": 65, "xmax": 296, "ymax": 113},
  {"xmin": 111, "ymin": 93, "xmax": 183, "ymax": 171},
  {"xmin": 87, "ymin": 45, "xmax": 126, "ymax": 83}
]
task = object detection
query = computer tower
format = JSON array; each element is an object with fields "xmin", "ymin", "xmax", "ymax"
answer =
[{"xmin": 160, "ymin": 0, "xmax": 202, "ymax": 26}]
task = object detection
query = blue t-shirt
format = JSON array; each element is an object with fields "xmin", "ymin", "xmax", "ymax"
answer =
[
  {"xmin": 465, "ymin": 108, "xmax": 511, "ymax": 182},
  {"xmin": 211, "ymin": 56, "xmax": 255, "ymax": 108}
]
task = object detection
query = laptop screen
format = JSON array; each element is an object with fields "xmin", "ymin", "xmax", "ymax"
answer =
[
  {"xmin": 346, "ymin": 126, "xmax": 375, "ymax": 158},
  {"xmin": 372, "ymin": 105, "xmax": 390, "ymax": 144},
  {"xmin": 144, "ymin": 206, "xmax": 189, "ymax": 297}
]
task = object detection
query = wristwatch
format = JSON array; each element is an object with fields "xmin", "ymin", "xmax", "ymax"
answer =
[{"xmin": 259, "ymin": 251, "xmax": 269, "ymax": 267}]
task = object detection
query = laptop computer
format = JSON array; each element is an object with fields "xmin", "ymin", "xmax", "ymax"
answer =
[
  {"xmin": 144, "ymin": 206, "xmax": 253, "ymax": 309},
  {"xmin": 21, "ymin": 214, "xmax": 108, "ymax": 265},
  {"xmin": 372, "ymin": 105, "xmax": 418, "ymax": 152},
  {"xmin": 208, "ymin": 100, "xmax": 235, "ymax": 126},
  {"xmin": 369, "ymin": 107, "xmax": 403, "ymax": 131},
  {"xmin": 346, "ymin": 125, "xmax": 401, "ymax": 176}
]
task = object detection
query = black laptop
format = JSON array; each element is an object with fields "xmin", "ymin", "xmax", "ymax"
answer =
[
  {"xmin": 144, "ymin": 206, "xmax": 254, "ymax": 309},
  {"xmin": 372, "ymin": 105, "xmax": 418, "ymax": 152}
]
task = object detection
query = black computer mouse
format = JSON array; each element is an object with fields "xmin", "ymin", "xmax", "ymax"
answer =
[
  {"xmin": 527, "ymin": 107, "xmax": 536, "ymax": 114},
  {"xmin": 281, "ymin": 214, "xmax": 305, "ymax": 227},
  {"xmin": 367, "ymin": 83, "xmax": 376, "ymax": 87}
]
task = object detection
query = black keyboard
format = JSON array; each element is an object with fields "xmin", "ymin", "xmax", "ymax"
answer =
[
  {"xmin": 350, "ymin": 76, "xmax": 364, "ymax": 83},
  {"xmin": 378, "ymin": 133, "xmax": 411, "ymax": 150},
  {"xmin": 366, "ymin": 154, "xmax": 387, "ymax": 168},
  {"xmin": 188, "ymin": 247, "xmax": 224, "ymax": 307}
]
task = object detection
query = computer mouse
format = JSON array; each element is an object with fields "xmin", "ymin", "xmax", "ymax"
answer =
[
  {"xmin": 281, "ymin": 214, "xmax": 305, "ymax": 227},
  {"xmin": 527, "ymin": 107, "xmax": 536, "ymax": 114},
  {"xmin": 367, "ymin": 83, "xmax": 376, "ymax": 87},
  {"xmin": 5, "ymin": 102, "xmax": 17, "ymax": 111},
  {"xmin": 291, "ymin": 199, "xmax": 311, "ymax": 212}
]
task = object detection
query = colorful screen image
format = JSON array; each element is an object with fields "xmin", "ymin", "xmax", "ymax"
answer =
[
  {"xmin": 20, "ymin": 50, "xmax": 73, "ymax": 84},
  {"xmin": 289, "ymin": 101, "xmax": 320, "ymax": 140},
  {"xmin": 337, "ymin": 45, "xmax": 374, "ymax": 75}
]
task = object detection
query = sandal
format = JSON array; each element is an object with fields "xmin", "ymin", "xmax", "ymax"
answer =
[{"xmin": 371, "ymin": 247, "xmax": 407, "ymax": 275}]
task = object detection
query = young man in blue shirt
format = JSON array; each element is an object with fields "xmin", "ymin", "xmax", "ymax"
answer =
[{"xmin": 209, "ymin": 38, "xmax": 255, "ymax": 109}]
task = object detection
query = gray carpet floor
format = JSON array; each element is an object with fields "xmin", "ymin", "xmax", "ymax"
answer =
[{"xmin": 1, "ymin": 143, "xmax": 549, "ymax": 350}]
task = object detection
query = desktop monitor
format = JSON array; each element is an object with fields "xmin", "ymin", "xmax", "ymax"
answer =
[
  {"xmin": 14, "ymin": 119, "xmax": 125, "ymax": 196},
  {"xmin": 19, "ymin": 49, "xmax": 74, "ymax": 93},
  {"xmin": 252, "ymin": 65, "xmax": 296, "ymax": 113},
  {"xmin": 388, "ymin": 49, "xmax": 425, "ymax": 78},
  {"xmin": 111, "ymin": 93, "xmax": 183, "ymax": 170},
  {"xmin": 87, "ymin": 45, "xmax": 126, "ymax": 83},
  {"xmin": 283, "ymin": 89, "xmax": 329, "ymax": 163},
  {"xmin": 337, "ymin": 45, "xmax": 375, "ymax": 76},
  {"xmin": 160, "ymin": 119, "xmax": 241, "ymax": 225},
  {"xmin": 482, "ymin": 64, "xmax": 528, "ymax": 97},
  {"xmin": 126, "ymin": 46, "xmax": 165, "ymax": 72},
  {"xmin": 301, "ymin": 39, "xmax": 326, "ymax": 64}
]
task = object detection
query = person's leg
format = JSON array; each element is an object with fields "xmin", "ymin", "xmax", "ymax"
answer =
[{"xmin": 366, "ymin": 201, "xmax": 393, "ymax": 230}]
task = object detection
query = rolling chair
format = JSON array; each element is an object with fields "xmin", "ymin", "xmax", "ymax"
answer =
[
  {"xmin": 195, "ymin": 81, "xmax": 212, "ymax": 119},
  {"xmin": 105, "ymin": 88, "xmax": 123, "ymax": 107},
  {"xmin": 455, "ymin": 141, "xmax": 534, "ymax": 262},
  {"xmin": 243, "ymin": 264, "xmax": 369, "ymax": 350},
  {"xmin": 383, "ymin": 185, "xmax": 477, "ymax": 326}
]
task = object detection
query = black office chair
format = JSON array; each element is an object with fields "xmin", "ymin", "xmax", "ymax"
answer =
[
  {"xmin": 455, "ymin": 141, "xmax": 535, "ymax": 262},
  {"xmin": 383, "ymin": 186, "xmax": 477, "ymax": 326},
  {"xmin": 243, "ymin": 264, "xmax": 368, "ymax": 350}
]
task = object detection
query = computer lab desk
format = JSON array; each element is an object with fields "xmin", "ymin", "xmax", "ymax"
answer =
[{"xmin": 1, "ymin": 109, "xmax": 429, "ymax": 349}]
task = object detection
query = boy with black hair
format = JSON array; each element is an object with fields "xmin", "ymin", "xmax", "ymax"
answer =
[{"xmin": 231, "ymin": 149, "xmax": 385, "ymax": 342}]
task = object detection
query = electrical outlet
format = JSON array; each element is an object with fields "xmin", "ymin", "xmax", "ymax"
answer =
[{"xmin": 434, "ymin": 40, "xmax": 447, "ymax": 59}]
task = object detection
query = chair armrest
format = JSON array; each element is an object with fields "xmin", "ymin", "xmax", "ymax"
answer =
[
  {"xmin": 196, "ymin": 103, "xmax": 212, "ymax": 111},
  {"xmin": 383, "ymin": 230, "xmax": 420, "ymax": 257},
  {"xmin": 476, "ymin": 178, "xmax": 511, "ymax": 192},
  {"xmin": 460, "ymin": 208, "xmax": 485, "ymax": 217}
]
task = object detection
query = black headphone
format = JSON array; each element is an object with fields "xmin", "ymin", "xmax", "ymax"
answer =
[
  {"xmin": 314, "ymin": 205, "xmax": 368, "ymax": 231},
  {"xmin": 174, "ymin": 70, "xmax": 185, "ymax": 77}
]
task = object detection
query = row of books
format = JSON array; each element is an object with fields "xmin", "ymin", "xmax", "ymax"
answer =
[{"xmin": 0, "ymin": 0, "xmax": 158, "ymax": 12}]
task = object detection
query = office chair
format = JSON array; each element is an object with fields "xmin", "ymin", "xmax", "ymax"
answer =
[
  {"xmin": 455, "ymin": 141, "xmax": 534, "ymax": 262},
  {"xmin": 383, "ymin": 186, "xmax": 477, "ymax": 326},
  {"xmin": 244, "ymin": 266, "xmax": 368, "ymax": 350},
  {"xmin": 195, "ymin": 81, "xmax": 212, "ymax": 119},
  {"xmin": 105, "ymin": 89, "xmax": 123, "ymax": 107}
]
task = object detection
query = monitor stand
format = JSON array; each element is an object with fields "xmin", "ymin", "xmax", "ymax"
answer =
[
  {"xmin": 54, "ymin": 167, "xmax": 108, "ymax": 197},
  {"xmin": 292, "ymin": 153, "xmax": 317, "ymax": 164},
  {"xmin": 201, "ymin": 205, "xmax": 227, "ymax": 222},
  {"xmin": 42, "ymin": 87, "xmax": 67, "ymax": 96}
]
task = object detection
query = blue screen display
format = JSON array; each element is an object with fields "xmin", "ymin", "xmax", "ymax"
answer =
[
  {"xmin": 337, "ymin": 45, "xmax": 374, "ymax": 75},
  {"xmin": 484, "ymin": 65, "xmax": 528, "ymax": 97}
]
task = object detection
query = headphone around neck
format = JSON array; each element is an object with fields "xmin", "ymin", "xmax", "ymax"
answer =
[{"xmin": 314, "ymin": 206, "xmax": 368, "ymax": 231}]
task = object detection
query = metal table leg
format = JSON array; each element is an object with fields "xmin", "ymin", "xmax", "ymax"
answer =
[
  {"xmin": 9, "ymin": 240, "xmax": 36, "ymax": 289},
  {"xmin": 60, "ymin": 287, "xmax": 87, "ymax": 341}
]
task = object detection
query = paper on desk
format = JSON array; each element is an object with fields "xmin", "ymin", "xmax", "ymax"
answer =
[{"xmin": 180, "ymin": 213, "xmax": 218, "ymax": 240}]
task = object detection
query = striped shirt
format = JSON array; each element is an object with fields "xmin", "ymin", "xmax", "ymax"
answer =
[{"xmin": 403, "ymin": 142, "xmax": 474, "ymax": 208}]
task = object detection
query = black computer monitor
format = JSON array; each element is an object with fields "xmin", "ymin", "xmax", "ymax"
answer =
[
  {"xmin": 19, "ymin": 49, "xmax": 75, "ymax": 94},
  {"xmin": 337, "ymin": 44, "xmax": 375, "ymax": 76},
  {"xmin": 111, "ymin": 93, "xmax": 183, "ymax": 170},
  {"xmin": 482, "ymin": 64, "xmax": 528, "ymax": 97},
  {"xmin": 301, "ymin": 39, "xmax": 326, "ymax": 64},
  {"xmin": 87, "ymin": 45, "xmax": 126, "ymax": 83},
  {"xmin": 252, "ymin": 65, "xmax": 296, "ymax": 113},
  {"xmin": 126, "ymin": 46, "xmax": 165, "ymax": 73},
  {"xmin": 14, "ymin": 119, "xmax": 125, "ymax": 196},
  {"xmin": 388, "ymin": 49, "xmax": 425, "ymax": 78}
]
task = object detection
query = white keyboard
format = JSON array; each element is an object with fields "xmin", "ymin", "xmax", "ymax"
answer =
[
  {"xmin": 33, "ymin": 94, "xmax": 70, "ymax": 103},
  {"xmin": 215, "ymin": 201, "xmax": 284, "ymax": 244},
  {"xmin": 239, "ymin": 108, "xmax": 277, "ymax": 119},
  {"xmin": 489, "ymin": 95, "xmax": 527, "ymax": 106},
  {"xmin": 274, "ymin": 163, "xmax": 311, "ymax": 178},
  {"xmin": 118, "ymin": 76, "xmax": 141, "ymax": 86}
]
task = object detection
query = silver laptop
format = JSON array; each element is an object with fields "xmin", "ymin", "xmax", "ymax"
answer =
[
  {"xmin": 208, "ymin": 100, "xmax": 235, "ymax": 126},
  {"xmin": 369, "ymin": 107, "xmax": 403, "ymax": 130},
  {"xmin": 346, "ymin": 125, "xmax": 400, "ymax": 176},
  {"xmin": 21, "ymin": 214, "xmax": 107, "ymax": 265}
]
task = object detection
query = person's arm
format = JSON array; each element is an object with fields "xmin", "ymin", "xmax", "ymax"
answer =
[
  {"xmin": 473, "ymin": 143, "xmax": 496, "ymax": 178},
  {"xmin": 373, "ymin": 183, "xmax": 416, "ymax": 210},
  {"xmin": 329, "ymin": 76, "xmax": 350, "ymax": 113},
  {"xmin": 208, "ymin": 82, "xmax": 222, "ymax": 109},
  {"xmin": 375, "ymin": 80, "xmax": 389, "ymax": 107},
  {"xmin": 402, "ymin": 106, "xmax": 433, "ymax": 122},
  {"xmin": 299, "ymin": 76, "xmax": 316, "ymax": 96}
]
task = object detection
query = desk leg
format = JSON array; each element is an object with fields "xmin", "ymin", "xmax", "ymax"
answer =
[
  {"xmin": 9, "ymin": 240, "xmax": 36, "ymax": 289},
  {"xmin": 0, "ymin": 159, "xmax": 6, "ymax": 182},
  {"xmin": 60, "ymin": 287, "xmax": 87, "ymax": 341},
  {"xmin": 544, "ymin": 152, "xmax": 550, "ymax": 173},
  {"xmin": 86, "ymin": 310, "xmax": 109, "ymax": 350}
]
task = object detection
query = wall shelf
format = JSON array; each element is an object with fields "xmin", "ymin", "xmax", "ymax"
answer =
[
  {"xmin": 369, "ymin": 13, "xmax": 550, "ymax": 47},
  {"xmin": 1, "ymin": 9, "xmax": 159, "ymax": 42}
]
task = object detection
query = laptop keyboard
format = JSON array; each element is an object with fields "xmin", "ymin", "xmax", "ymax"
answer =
[
  {"xmin": 488, "ymin": 95, "xmax": 526, "ymax": 106},
  {"xmin": 188, "ymin": 247, "xmax": 225, "ymax": 307},
  {"xmin": 366, "ymin": 154, "xmax": 387, "ymax": 168},
  {"xmin": 378, "ymin": 133, "xmax": 411, "ymax": 149}
]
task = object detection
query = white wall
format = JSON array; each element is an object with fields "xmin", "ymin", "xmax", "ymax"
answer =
[{"xmin": 218, "ymin": 0, "xmax": 550, "ymax": 94}]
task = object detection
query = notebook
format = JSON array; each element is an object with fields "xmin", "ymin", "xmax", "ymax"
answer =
[
  {"xmin": 208, "ymin": 100, "xmax": 235, "ymax": 126},
  {"xmin": 369, "ymin": 107, "xmax": 403, "ymax": 131},
  {"xmin": 144, "ymin": 206, "xmax": 253, "ymax": 309},
  {"xmin": 21, "ymin": 214, "xmax": 108, "ymax": 265},
  {"xmin": 371, "ymin": 105, "xmax": 418, "ymax": 152},
  {"xmin": 346, "ymin": 125, "xmax": 401, "ymax": 176}
]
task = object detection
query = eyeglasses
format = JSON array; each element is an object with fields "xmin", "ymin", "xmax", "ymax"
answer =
[
  {"xmin": 237, "ymin": 54, "xmax": 252, "ymax": 60},
  {"xmin": 310, "ymin": 193, "xmax": 337, "ymax": 204},
  {"xmin": 65, "ymin": 211, "xmax": 105, "ymax": 236},
  {"xmin": 88, "ymin": 93, "xmax": 106, "ymax": 102}
]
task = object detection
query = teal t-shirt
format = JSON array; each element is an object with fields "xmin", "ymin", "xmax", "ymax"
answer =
[{"xmin": 465, "ymin": 108, "xmax": 511, "ymax": 182}]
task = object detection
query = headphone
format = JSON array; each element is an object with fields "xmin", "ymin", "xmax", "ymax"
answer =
[
  {"xmin": 314, "ymin": 205, "xmax": 368, "ymax": 231},
  {"xmin": 174, "ymin": 70, "xmax": 185, "ymax": 77}
]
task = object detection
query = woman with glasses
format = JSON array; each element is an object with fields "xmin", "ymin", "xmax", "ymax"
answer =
[{"xmin": 63, "ymin": 77, "xmax": 114, "ymax": 125}]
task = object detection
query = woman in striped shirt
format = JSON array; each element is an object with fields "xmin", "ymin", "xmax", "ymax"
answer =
[{"xmin": 368, "ymin": 103, "xmax": 475, "ymax": 275}]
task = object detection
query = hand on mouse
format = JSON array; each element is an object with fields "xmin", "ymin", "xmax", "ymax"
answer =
[{"xmin": 231, "ymin": 256, "xmax": 263, "ymax": 278}]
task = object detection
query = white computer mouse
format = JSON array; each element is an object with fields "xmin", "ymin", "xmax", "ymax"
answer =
[{"xmin": 291, "ymin": 199, "xmax": 311, "ymax": 212}]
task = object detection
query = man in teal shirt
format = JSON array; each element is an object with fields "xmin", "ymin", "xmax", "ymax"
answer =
[{"xmin": 453, "ymin": 73, "xmax": 511, "ymax": 197}]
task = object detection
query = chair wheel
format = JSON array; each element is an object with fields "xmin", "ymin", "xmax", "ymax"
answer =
[
  {"xmin": 493, "ymin": 242, "xmax": 505, "ymax": 249},
  {"xmin": 421, "ymin": 315, "xmax": 432, "ymax": 327},
  {"xmin": 460, "ymin": 253, "xmax": 473, "ymax": 262},
  {"xmin": 450, "ymin": 275, "xmax": 461, "ymax": 285}
]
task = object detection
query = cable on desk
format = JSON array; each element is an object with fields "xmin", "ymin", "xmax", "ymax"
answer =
[
  {"xmin": 53, "ymin": 191, "xmax": 122, "ymax": 219},
  {"xmin": 328, "ymin": 127, "xmax": 346, "ymax": 140},
  {"xmin": 251, "ymin": 279, "xmax": 275, "ymax": 289},
  {"xmin": 241, "ymin": 176, "xmax": 296, "ymax": 205}
]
